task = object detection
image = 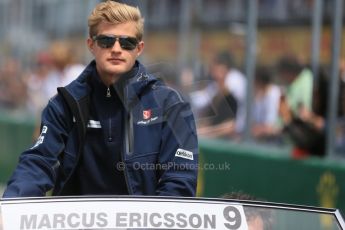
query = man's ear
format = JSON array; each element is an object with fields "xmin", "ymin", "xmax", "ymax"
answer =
[
  {"xmin": 87, "ymin": 38, "xmax": 95, "ymax": 55},
  {"xmin": 136, "ymin": 41, "xmax": 144, "ymax": 57}
]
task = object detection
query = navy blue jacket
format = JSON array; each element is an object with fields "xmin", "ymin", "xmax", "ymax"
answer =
[{"xmin": 3, "ymin": 61, "xmax": 198, "ymax": 197}]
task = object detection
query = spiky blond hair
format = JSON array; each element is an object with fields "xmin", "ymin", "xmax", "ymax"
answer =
[{"xmin": 88, "ymin": 0, "xmax": 144, "ymax": 40}]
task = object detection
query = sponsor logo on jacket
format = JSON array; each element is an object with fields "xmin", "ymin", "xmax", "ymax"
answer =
[{"xmin": 175, "ymin": 148, "xmax": 194, "ymax": 160}]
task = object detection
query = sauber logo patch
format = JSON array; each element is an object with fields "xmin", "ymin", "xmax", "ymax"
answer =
[
  {"xmin": 175, "ymin": 148, "xmax": 194, "ymax": 160},
  {"xmin": 143, "ymin": 109, "xmax": 152, "ymax": 120},
  {"xmin": 137, "ymin": 108, "xmax": 161, "ymax": 125}
]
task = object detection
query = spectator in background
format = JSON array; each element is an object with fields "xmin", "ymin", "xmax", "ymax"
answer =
[
  {"xmin": 0, "ymin": 58, "xmax": 27, "ymax": 113},
  {"xmin": 277, "ymin": 55, "xmax": 313, "ymax": 121},
  {"xmin": 25, "ymin": 51, "xmax": 54, "ymax": 116},
  {"xmin": 223, "ymin": 51, "xmax": 247, "ymax": 134},
  {"xmin": 44, "ymin": 41, "xmax": 85, "ymax": 99},
  {"xmin": 197, "ymin": 51, "xmax": 239, "ymax": 138},
  {"xmin": 335, "ymin": 59, "xmax": 345, "ymax": 152},
  {"xmin": 276, "ymin": 55, "xmax": 324, "ymax": 157},
  {"xmin": 299, "ymin": 59, "xmax": 345, "ymax": 156},
  {"xmin": 251, "ymin": 66, "xmax": 282, "ymax": 143},
  {"xmin": 26, "ymin": 42, "xmax": 85, "ymax": 138}
]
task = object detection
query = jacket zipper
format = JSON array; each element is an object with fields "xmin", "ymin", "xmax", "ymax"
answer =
[
  {"xmin": 106, "ymin": 87, "xmax": 113, "ymax": 142},
  {"xmin": 108, "ymin": 118, "xmax": 112, "ymax": 142},
  {"xmin": 106, "ymin": 87, "xmax": 111, "ymax": 97},
  {"xmin": 128, "ymin": 113, "xmax": 134, "ymax": 153},
  {"xmin": 122, "ymin": 86, "xmax": 133, "ymax": 194},
  {"xmin": 106, "ymin": 84, "xmax": 131, "ymax": 193}
]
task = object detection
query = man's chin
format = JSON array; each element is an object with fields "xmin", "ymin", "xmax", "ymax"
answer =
[{"xmin": 106, "ymin": 68, "xmax": 127, "ymax": 77}]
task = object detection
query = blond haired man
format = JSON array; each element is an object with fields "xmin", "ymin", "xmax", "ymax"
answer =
[{"xmin": 3, "ymin": 1, "xmax": 198, "ymax": 197}]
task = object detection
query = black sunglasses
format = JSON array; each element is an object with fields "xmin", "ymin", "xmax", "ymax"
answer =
[{"xmin": 92, "ymin": 34, "xmax": 139, "ymax": 50}]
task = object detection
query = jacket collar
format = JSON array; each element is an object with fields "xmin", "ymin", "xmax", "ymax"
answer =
[
  {"xmin": 121, "ymin": 61, "xmax": 158, "ymax": 109},
  {"xmin": 63, "ymin": 60, "xmax": 158, "ymax": 107}
]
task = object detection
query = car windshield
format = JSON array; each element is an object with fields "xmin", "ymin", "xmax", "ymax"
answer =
[{"xmin": 0, "ymin": 197, "xmax": 344, "ymax": 230}]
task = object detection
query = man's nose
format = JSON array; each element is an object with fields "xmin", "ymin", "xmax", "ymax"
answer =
[{"xmin": 111, "ymin": 39, "xmax": 122, "ymax": 52}]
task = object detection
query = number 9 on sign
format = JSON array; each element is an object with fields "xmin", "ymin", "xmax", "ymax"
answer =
[{"xmin": 223, "ymin": 206, "xmax": 243, "ymax": 229}]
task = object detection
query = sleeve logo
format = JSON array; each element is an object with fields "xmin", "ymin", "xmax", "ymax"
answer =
[
  {"xmin": 31, "ymin": 125, "xmax": 48, "ymax": 149},
  {"xmin": 175, "ymin": 148, "xmax": 194, "ymax": 160}
]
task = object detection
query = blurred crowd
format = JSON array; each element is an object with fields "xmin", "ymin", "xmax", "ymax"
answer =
[
  {"xmin": 0, "ymin": 41, "xmax": 85, "ymax": 119},
  {"xmin": 162, "ymin": 51, "xmax": 345, "ymax": 158},
  {"xmin": 1, "ymin": 43, "xmax": 345, "ymax": 158}
]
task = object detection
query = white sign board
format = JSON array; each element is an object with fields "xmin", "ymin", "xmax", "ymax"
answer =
[{"xmin": 0, "ymin": 197, "xmax": 248, "ymax": 230}]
